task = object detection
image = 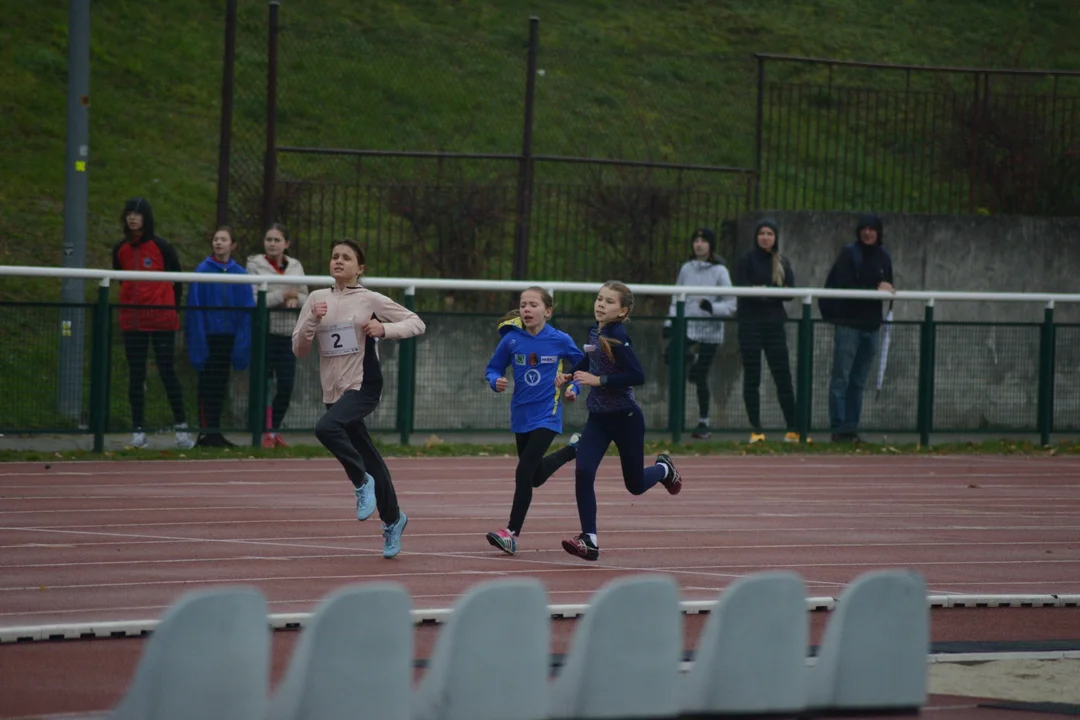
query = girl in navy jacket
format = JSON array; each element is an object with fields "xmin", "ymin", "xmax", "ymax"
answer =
[
  {"xmin": 186, "ymin": 226, "xmax": 255, "ymax": 447},
  {"xmin": 556, "ymin": 281, "xmax": 683, "ymax": 562},
  {"xmin": 484, "ymin": 287, "xmax": 585, "ymax": 555}
]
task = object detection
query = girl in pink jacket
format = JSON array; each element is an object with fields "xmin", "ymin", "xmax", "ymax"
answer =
[{"xmin": 292, "ymin": 239, "xmax": 426, "ymax": 558}]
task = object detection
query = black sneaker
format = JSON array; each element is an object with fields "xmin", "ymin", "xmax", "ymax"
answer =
[
  {"xmin": 562, "ymin": 533, "xmax": 599, "ymax": 561},
  {"xmin": 691, "ymin": 422, "xmax": 711, "ymax": 439},
  {"xmin": 656, "ymin": 453, "xmax": 682, "ymax": 495}
]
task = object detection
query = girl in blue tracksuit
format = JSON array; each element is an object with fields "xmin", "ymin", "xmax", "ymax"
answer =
[
  {"xmin": 186, "ymin": 226, "xmax": 255, "ymax": 447},
  {"xmin": 557, "ymin": 280, "xmax": 683, "ymax": 562},
  {"xmin": 484, "ymin": 286, "xmax": 585, "ymax": 555}
]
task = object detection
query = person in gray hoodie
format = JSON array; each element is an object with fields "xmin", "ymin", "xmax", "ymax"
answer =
[{"xmin": 663, "ymin": 228, "xmax": 736, "ymax": 439}]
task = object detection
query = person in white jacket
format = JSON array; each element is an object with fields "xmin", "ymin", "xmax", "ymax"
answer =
[
  {"xmin": 663, "ymin": 228, "xmax": 736, "ymax": 439},
  {"xmin": 247, "ymin": 223, "xmax": 308, "ymax": 448},
  {"xmin": 292, "ymin": 239, "xmax": 426, "ymax": 558}
]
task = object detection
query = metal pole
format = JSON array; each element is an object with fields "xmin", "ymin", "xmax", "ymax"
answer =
[
  {"xmin": 512, "ymin": 16, "xmax": 539, "ymax": 280},
  {"xmin": 58, "ymin": 0, "xmax": 91, "ymax": 422},
  {"xmin": 261, "ymin": 2, "xmax": 280, "ymax": 233},
  {"xmin": 668, "ymin": 298, "xmax": 687, "ymax": 443},
  {"xmin": 89, "ymin": 279, "xmax": 112, "ymax": 453},
  {"xmin": 216, "ymin": 0, "xmax": 238, "ymax": 227},
  {"xmin": 754, "ymin": 54, "xmax": 765, "ymax": 209},
  {"xmin": 795, "ymin": 297, "xmax": 814, "ymax": 442}
]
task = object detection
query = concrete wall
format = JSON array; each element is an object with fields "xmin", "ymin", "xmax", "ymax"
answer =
[{"xmin": 736, "ymin": 211, "xmax": 1080, "ymax": 323}]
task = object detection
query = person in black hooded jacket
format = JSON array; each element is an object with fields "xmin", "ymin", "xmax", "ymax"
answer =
[
  {"xmin": 823, "ymin": 213, "xmax": 895, "ymax": 443},
  {"xmin": 733, "ymin": 219, "xmax": 799, "ymax": 443}
]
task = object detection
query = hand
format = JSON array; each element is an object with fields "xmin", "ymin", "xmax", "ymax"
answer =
[
  {"xmin": 555, "ymin": 372, "xmax": 573, "ymax": 388},
  {"xmin": 313, "ymin": 301, "xmax": 328, "ymax": 319},
  {"xmin": 283, "ymin": 290, "xmax": 298, "ymax": 300},
  {"xmin": 362, "ymin": 318, "xmax": 385, "ymax": 337},
  {"xmin": 565, "ymin": 386, "xmax": 577, "ymax": 401},
  {"xmin": 661, "ymin": 325, "xmax": 671, "ymax": 340},
  {"xmin": 285, "ymin": 298, "xmax": 299, "ymax": 309},
  {"xmin": 572, "ymin": 370, "xmax": 601, "ymax": 387},
  {"xmin": 878, "ymin": 281, "xmax": 895, "ymax": 292},
  {"xmin": 494, "ymin": 377, "xmax": 508, "ymax": 393},
  {"xmin": 699, "ymin": 298, "xmax": 713, "ymax": 314}
]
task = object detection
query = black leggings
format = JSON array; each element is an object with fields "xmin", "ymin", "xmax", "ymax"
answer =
[
  {"xmin": 315, "ymin": 384, "xmax": 400, "ymax": 526},
  {"xmin": 507, "ymin": 429, "xmax": 577, "ymax": 536},
  {"xmin": 122, "ymin": 331, "xmax": 186, "ymax": 428},
  {"xmin": 266, "ymin": 334, "xmax": 297, "ymax": 429},
  {"xmin": 197, "ymin": 334, "xmax": 236, "ymax": 433},
  {"xmin": 687, "ymin": 341, "xmax": 719, "ymax": 419},
  {"xmin": 738, "ymin": 321, "xmax": 797, "ymax": 431}
]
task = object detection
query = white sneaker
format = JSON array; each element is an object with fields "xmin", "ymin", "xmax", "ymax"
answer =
[
  {"xmin": 129, "ymin": 431, "xmax": 148, "ymax": 449},
  {"xmin": 175, "ymin": 423, "xmax": 195, "ymax": 450}
]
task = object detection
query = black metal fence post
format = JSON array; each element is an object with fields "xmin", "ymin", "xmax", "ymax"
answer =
[
  {"xmin": 513, "ymin": 16, "xmax": 539, "ymax": 280},
  {"xmin": 261, "ymin": 2, "xmax": 280, "ymax": 234},
  {"xmin": 754, "ymin": 54, "xmax": 765, "ymax": 209},
  {"xmin": 216, "ymin": 0, "xmax": 238, "ymax": 227}
]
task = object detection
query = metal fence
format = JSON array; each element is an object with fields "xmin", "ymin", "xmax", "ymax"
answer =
[
  {"xmin": 755, "ymin": 54, "xmax": 1080, "ymax": 216},
  {"xmin": 2, "ymin": 269, "xmax": 1078, "ymax": 450},
  {"xmin": 220, "ymin": 5, "xmax": 1080, "ymax": 271}
]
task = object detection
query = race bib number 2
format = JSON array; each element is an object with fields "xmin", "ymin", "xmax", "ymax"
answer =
[{"xmin": 317, "ymin": 319, "xmax": 360, "ymax": 357}]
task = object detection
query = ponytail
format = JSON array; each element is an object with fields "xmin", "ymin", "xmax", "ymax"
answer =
[{"xmin": 598, "ymin": 335, "xmax": 623, "ymax": 363}]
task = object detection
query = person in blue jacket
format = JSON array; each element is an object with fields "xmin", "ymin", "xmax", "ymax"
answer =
[
  {"xmin": 484, "ymin": 286, "xmax": 585, "ymax": 555},
  {"xmin": 186, "ymin": 226, "xmax": 255, "ymax": 447},
  {"xmin": 556, "ymin": 281, "xmax": 683, "ymax": 562}
]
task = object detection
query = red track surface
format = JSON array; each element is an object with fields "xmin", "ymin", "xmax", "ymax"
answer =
[{"xmin": 1, "ymin": 454, "xmax": 1078, "ymax": 718}]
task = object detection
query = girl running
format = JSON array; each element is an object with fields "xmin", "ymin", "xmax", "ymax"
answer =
[
  {"xmin": 292, "ymin": 239, "xmax": 426, "ymax": 558},
  {"xmin": 483, "ymin": 287, "xmax": 585, "ymax": 556},
  {"xmin": 246, "ymin": 223, "xmax": 308, "ymax": 448},
  {"xmin": 557, "ymin": 280, "xmax": 682, "ymax": 562}
]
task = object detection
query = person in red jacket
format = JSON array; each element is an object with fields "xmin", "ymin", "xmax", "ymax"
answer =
[{"xmin": 111, "ymin": 198, "xmax": 194, "ymax": 450}]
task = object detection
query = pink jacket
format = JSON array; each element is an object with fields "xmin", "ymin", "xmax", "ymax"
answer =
[{"xmin": 292, "ymin": 285, "xmax": 426, "ymax": 404}]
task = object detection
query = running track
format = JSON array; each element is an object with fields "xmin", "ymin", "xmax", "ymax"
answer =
[{"xmin": 0, "ymin": 454, "xmax": 1078, "ymax": 718}]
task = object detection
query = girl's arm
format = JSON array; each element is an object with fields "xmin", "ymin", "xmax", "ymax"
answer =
[
  {"xmin": 374, "ymin": 293, "xmax": 426, "ymax": 339},
  {"xmin": 248, "ymin": 258, "xmax": 287, "ymax": 308},
  {"xmin": 291, "ymin": 292, "xmax": 321, "ymax": 359},
  {"xmin": 292, "ymin": 261, "xmax": 310, "ymax": 306},
  {"xmin": 713, "ymin": 265, "xmax": 738, "ymax": 318},
  {"xmin": 185, "ymin": 283, "xmax": 209, "ymax": 371},
  {"xmin": 484, "ymin": 335, "xmax": 513, "ymax": 391},
  {"xmin": 598, "ymin": 327, "xmax": 646, "ymax": 388}
]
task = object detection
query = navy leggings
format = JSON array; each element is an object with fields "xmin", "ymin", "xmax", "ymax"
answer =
[{"xmin": 574, "ymin": 405, "xmax": 666, "ymax": 536}]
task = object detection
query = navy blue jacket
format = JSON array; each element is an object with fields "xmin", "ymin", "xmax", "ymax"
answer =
[{"xmin": 571, "ymin": 322, "xmax": 645, "ymax": 414}]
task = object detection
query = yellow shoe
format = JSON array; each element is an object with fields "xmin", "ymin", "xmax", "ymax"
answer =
[
  {"xmin": 785, "ymin": 432, "xmax": 814, "ymax": 444},
  {"xmin": 750, "ymin": 432, "xmax": 766, "ymax": 443}
]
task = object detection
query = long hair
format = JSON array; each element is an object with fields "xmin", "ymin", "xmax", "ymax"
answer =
[
  {"xmin": 499, "ymin": 286, "xmax": 555, "ymax": 325},
  {"xmin": 771, "ymin": 251, "xmax": 787, "ymax": 287},
  {"xmin": 598, "ymin": 280, "xmax": 633, "ymax": 362}
]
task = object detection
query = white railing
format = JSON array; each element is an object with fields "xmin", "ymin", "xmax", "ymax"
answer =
[{"xmin": 4, "ymin": 265, "xmax": 1080, "ymax": 306}]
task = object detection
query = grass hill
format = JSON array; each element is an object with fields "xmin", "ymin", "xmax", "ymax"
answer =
[{"xmin": 2, "ymin": 0, "xmax": 1079, "ymax": 303}]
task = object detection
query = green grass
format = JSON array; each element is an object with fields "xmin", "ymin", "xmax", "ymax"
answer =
[
  {"xmin": 2, "ymin": 436, "xmax": 1077, "ymax": 464},
  {"xmin": 2, "ymin": 0, "xmax": 1079, "ymax": 305}
]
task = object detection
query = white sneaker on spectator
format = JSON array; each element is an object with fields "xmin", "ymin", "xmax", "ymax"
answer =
[
  {"xmin": 129, "ymin": 431, "xmax": 148, "ymax": 449},
  {"xmin": 175, "ymin": 423, "xmax": 195, "ymax": 450}
]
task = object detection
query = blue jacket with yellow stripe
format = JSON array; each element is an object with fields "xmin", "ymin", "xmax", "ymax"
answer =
[{"xmin": 485, "ymin": 317, "xmax": 584, "ymax": 434}]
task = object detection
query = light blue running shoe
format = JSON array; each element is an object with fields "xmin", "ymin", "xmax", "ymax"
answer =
[
  {"xmin": 382, "ymin": 511, "xmax": 407, "ymax": 559},
  {"xmin": 354, "ymin": 473, "xmax": 376, "ymax": 521}
]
